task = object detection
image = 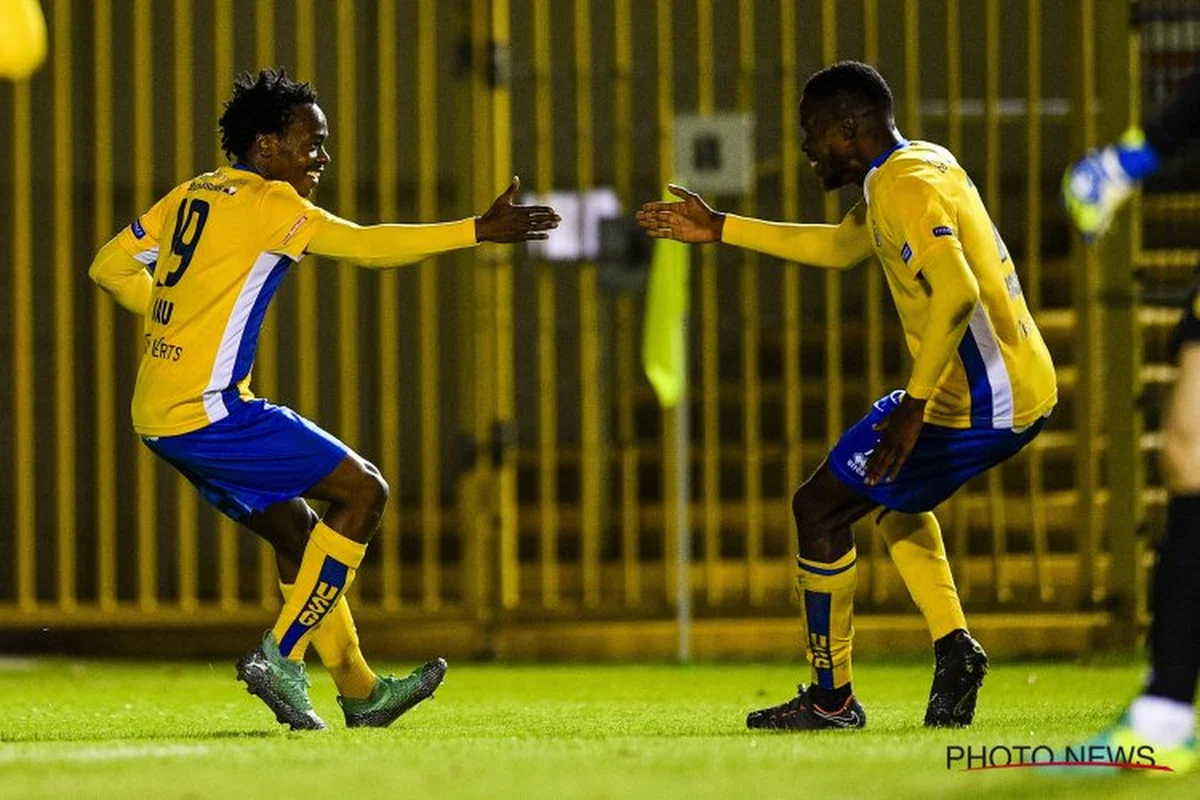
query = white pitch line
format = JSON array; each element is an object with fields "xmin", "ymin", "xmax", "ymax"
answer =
[{"xmin": 0, "ymin": 743, "xmax": 211, "ymax": 764}]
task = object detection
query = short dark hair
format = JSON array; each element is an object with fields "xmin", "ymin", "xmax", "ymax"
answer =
[
  {"xmin": 218, "ymin": 68, "xmax": 318, "ymax": 161},
  {"xmin": 802, "ymin": 61, "xmax": 894, "ymax": 117}
]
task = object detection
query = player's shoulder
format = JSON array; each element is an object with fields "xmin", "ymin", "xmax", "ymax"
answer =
[{"xmin": 879, "ymin": 141, "xmax": 960, "ymax": 184}]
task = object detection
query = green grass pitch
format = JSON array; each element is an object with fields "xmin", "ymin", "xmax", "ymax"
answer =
[{"xmin": 1, "ymin": 657, "xmax": 1196, "ymax": 799}]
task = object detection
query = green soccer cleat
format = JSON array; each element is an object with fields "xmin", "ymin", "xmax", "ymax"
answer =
[
  {"xmin": 339, "ymin": 658, "xmax": 448, "ymax": 729},
  {"xmin": 235, "ymin": 631, "xmax": 327, "ymax": 731},
  {"xmin": 1080, "ymin": 713, "xmax": 1197, "ymax": 776}
]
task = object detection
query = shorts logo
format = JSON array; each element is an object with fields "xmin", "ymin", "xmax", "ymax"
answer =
[
  {"xmin": 131, "ymin": 219, "xmax": 146, "ymax": 239},
  {"xmin": 847, "ymin": 448, "xmax": 874, "ymax": 478},
  {"xmin": 281, "ymin": 215, "xmax": 308, "ymax": 247},
  {"xmin": 932, "ymin": 225, "xmax": 954, "ymax": 238},
  {"xmin": 900, "ymin": 242, "xmax": 913, "ymax": 264},
  {"xmin": 297, "ymin": 580, "xmax": 340, "ymax": 626}
]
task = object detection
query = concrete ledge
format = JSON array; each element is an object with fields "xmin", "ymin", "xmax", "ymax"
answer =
[{"xmin": 0, "ymin": 613, "xmax": 1118, "ymax": 661}]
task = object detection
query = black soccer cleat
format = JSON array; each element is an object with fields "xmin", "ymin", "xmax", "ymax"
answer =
[
  {"xmin": 924, "ymin": 630, "xmax": 989, "ymax": 727},
  {"xmin": 746, "ymin": 685, "xmax": 867, "ymax": 731}
]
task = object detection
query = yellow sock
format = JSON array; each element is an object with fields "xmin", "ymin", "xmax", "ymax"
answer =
[
  {"xmin": 797, "ymin": 547, "xmax": 857, "ymax": 690},
  {"xmin": 280, "ymin": 582, "xmax": 379, "ymax": 700},
  {"xmin": 270, "ymin": 521, "xmax": 366, "ymax": 660},
  {"xmin": 878, "ymin": 511, "xmax": 967, "ymax": 641}
]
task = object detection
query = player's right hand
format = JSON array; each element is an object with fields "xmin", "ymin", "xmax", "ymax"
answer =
[
  {"xmin": 475, "ymin": 176, "xmax": 561, "ymax": 243},
  {"xmin": 635, "ymin": 184, "xmax": 724, "ymax": 243}
]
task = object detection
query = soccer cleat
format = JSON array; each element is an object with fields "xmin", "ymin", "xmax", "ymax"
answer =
[
  {"xmin": 235, "ymin": 631, "xmax": 327, "ymax": 731},
  {"xmin": 924, "ymin": 630, "xmax": 988, "ymax": 727},
  {"xmin": 1062, "ymin": 144, "xmax": 1135, "ymax": 241},
  {"xmin": 1075, "ymin": 713, "xmax": 1196, "ymax": 775},
  {"xmin": 746, "ymin": 685, "xmax": 866, "ymax": 731},
  {"xmin": 339, "ymin": 658, "xmax": 448, "ymax": 728}
]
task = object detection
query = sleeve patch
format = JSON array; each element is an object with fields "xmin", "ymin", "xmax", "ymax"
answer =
[
  {"xmin": 900, "ymin": 242, "xmax": 913, "ymax": 263},
  {"xmin": 281, "ymin": 214, "xmax": 309, "ymax": 246},
  {"xmin": 131, "ymin": 219, "xmax": 146, "ymax": 239},
  {"xmin": 932, "ymin": 225, "xmax": 954, "ymax": 238}
]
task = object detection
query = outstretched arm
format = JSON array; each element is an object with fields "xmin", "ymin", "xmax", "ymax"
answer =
[
  {"xmin": 635, "ymin": 184, "xmax": 873, "ymax": 270},
  {"xmin": 87, "ymin": 237, "xmax": 154, "ymax": 315},
  {"xmin": 306, "ymin": 176, "xmax": 560, "ymax": 267}
]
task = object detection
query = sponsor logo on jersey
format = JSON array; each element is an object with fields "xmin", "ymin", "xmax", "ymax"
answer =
[
  {"xmin": 933, "ymin": 225, "xmax": 954, "ymax": 238},
  {"xmin": 131, "ymin": 219, "xmax": 146, "ymax": 239}
]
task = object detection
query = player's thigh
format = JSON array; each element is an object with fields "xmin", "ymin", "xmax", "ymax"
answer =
[
  {"xmin": 243, "ymin": 498, "xmax": 318, "ymax": 562},
  {"xmin": 1163, "ymin": 343, "xmax": 1200, "ymax": 493}
]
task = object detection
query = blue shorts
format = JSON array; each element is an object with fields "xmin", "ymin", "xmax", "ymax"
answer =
[
  {"xmin": 141, "ymin": 399, "xmax": 351, "ymax": 523},
  {"xmin": 827, "ymin": 390, "xmax": 1048, "ymax": 514}
]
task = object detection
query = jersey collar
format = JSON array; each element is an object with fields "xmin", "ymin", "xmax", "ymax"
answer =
[
  {"xmin": 231, "ymin": 161, "xmax": 261, "ymax": 175},
  {"xmin": 862, "ymin": 138, "xmax": 909, "ymax": 205}
]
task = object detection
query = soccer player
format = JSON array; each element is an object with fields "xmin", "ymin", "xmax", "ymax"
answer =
[
  {"xmin": 1063, "ymin": 70, "xmax": 1200, "ymax": 771},
  {"xmin": 637, "ymin": 61, "xmax": 1057, "ymax": 730},
  {"xmin": 0, "ymin": 0, "xmax": 46, "ymax": 80},
  {"xmin": 88, "ymin": 69, "xmax": 560, "ymax": 730}
]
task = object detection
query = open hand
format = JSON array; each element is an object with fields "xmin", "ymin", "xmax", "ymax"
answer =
[
  {"xmin": 475, "ymin": 176, "xmax": 561, "ymax": 243},
  {"xmin": 634, "ymin": 184, "xmax": 724, "ymax": 243},
  {"xmin": 864, "ymin": 393, "xmax": 927, "ymax": 486}
]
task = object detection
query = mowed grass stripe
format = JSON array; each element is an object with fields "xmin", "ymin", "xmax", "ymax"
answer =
[{"xmin": 0, "ymin": 660, "xmax": 1194, "ymax": 799}]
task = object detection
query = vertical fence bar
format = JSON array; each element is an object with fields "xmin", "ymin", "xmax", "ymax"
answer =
[
  {"xmin": 174, "ymin": 0, "xmax": 199, "ymax": 612},
  {"xmin": 492, "ymin": 0, "xmax": 519, "ymax": 610},
  {"xmin": 947, "ymin": 0, "xmax": 962, "ymax": 156},
  {"xmin": 1027, "ymin": 0, "xmax": 1051, "ymax": 601},
  {"xmin": 576, "ymin": 0, "xmax": 602, "ymax": 609},
  {"xmin": 533, "ymin": 0, "xmax": 559, "ymax": 608},
  {"xmin": 214, "ymin": 0, "xmax": 238, "ymax": 611},
  {"xmin": 255, "ymin": 0, "xmax": 279, "ymax": 611},
  {"xmin": 781, "ymin": 0, "xmax": 803, "ymax": 539},
  {"xmin": 377, "ymin": 0, "xmax": 402, "ymax": 611},
  {"xmin": 740, "ymin": 1, "xmax": 763, "ymax": 606},
  {"xmin": 1073, "ymin": 0, "xmax": 1100, "ymax": 606},
  {"xmin": 53, "ymin": 0, "xmax": 77, "ymax": 612},
  {"xmin": 417, "ymin": 0, "xmax": 442, "ymax": 611},
  {"xmin": 94, "ymin": 0, "xmax": 118, "ymax": 612},
  {"xmin": 984, "ymin": 0, "xmax": 1010, "ymax": 603},
  {"xmin": 697, "ymin": 0, "xmax": 721, "ymax": 606},
  {"xmin": 864, "ymin": 0, "xmax": 889, "ymax": 607},
  {"xmin": 614, "ymin": 0, "xmax": 640, "ymax": 607},
  {"xmin": 657, "ymin": 0, "xmax": 683, "ymax": 607},
  {"xmin": 12, "ymin": 65, "xmax": 35, "ymax": 613},
  {"xmin": 336, "ymin": 1, "xmax": 360, "ymax": 457},
  {"xmin": 134, "ymin": 0, "xmax": 157, "ymax": 611},
  {"xmin": 295, "ymin": 0, "xmax": 319, "ymax": 421},
  {"xmin": 822, "ymin": 0, "xmax": 841, "ymax": 447}
]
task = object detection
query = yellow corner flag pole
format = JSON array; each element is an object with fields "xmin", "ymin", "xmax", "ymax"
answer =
[{"xmin": 641, "ymin": 188, "xmax": 691, "ymax": 662}]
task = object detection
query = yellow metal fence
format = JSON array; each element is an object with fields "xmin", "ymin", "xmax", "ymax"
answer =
[{"xmin": 0, "ymin": 1, "xmax": 1148, "ymax": 647}]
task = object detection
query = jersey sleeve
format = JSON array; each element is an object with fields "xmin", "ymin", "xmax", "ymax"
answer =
[
  {"xmin": 259, "ymin": 182, "xmax": 332, "ymax": 261},
  {"xmin": 115, "ymin": 183, "xmax": 188, "ymax": 265},
  {"xmin": 876, "ymin": 173, "xmax": 962, "ymax": 275}
]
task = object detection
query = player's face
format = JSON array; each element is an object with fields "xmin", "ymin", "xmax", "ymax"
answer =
[
  {"xmin": 800, "ymin": 100, "xmax": 854, "ymax": 191},
  {"xmin": 264, "ymin": 103, "xmax": 330, "ymax": 198}
]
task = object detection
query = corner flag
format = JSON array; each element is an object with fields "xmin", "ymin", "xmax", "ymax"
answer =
[{"xmin": 640, "ymin": 192, "xmax": 690, "ymax": 408}]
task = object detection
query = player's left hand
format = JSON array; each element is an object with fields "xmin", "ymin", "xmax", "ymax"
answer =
[
  {"xmin": 864, "ymin": 393, "xmax": 926, "ymax": 486},
  {"xmin": 475, "ymin": 176, "xmax": 561, "ymax": 243}
]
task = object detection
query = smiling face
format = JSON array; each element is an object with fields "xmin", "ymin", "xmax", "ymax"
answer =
[
  {"xmin": 799, "ymin": 97, "xmax": 861, "ymax": 191},
  {"xmin": 255, "ymin": 102, "xmax": 330, "ymax": 197}
]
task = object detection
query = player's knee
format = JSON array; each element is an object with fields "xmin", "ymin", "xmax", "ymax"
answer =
[
  {"xmin": 1163, "ymin": 422, "xmax": 1200, "ymax": 493},
  {"xmin": 354, "ymin": 464, "xmax": 389, "ymax": 517}
]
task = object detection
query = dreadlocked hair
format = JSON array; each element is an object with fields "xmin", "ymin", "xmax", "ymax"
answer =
[{"xmin": 218, "ymin": 68, "xmax": 318, "ymax": 162}]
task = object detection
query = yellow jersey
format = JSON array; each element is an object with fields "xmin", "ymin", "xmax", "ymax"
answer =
[
  {"xmin": 864, "ymin": 140, "xmax": 1057, "ymax": 429},
  {"xmin": 117, "ymin": 165, "xmax": 332, "ymax": 437}
]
